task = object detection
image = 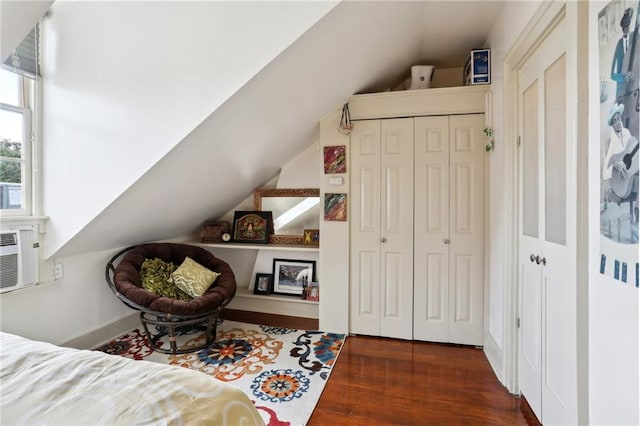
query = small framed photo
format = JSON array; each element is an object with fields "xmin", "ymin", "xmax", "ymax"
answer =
[
  {"xmin": 253, "ymin": 273, "xmax": 272, "ymax": 295},
  {"xmin": 201, "ymin": 220, "xmax": 230, "ymax": 243},
  {"xmin": 305, "ymin": 282, "xmax": 319, "ymax": 301},
  {"xmin": 303, "ymin": 229, "xmax": 320, "ymax": 246},
  {"xmin": 272, "ymin": 258, "xmax": 316, "ymax": 297},
  {"xmin": 231, "ymin": 211, "xmax": 273, "ymax": 244}
]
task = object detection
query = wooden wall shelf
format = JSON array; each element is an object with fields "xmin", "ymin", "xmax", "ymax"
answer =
[{"xmin": 196, "ymin": 242, "xmax": 319, "ymax": 252}]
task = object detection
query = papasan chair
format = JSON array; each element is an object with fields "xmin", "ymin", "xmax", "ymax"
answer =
[{"xmin": 105, "ymin": 243, "xmax": 236, "ymax": 354}]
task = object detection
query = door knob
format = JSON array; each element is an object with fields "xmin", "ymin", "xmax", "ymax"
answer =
[
  {"xmin": 541, "ymin": 257, "xmax": 547, "ymax": 266},
  {"xmin": 530, "ymin": 254, "xmax": 536, "ymax": 263},
  {"xmin": 443, "ymin": 239, "xmax": 450, "ymax": 245},
  {"xmin": 535, "ymin": 255, "xmax": 542, "ymax": 265},
  {"xmin": 380, "ymin": 237, "xmax": 387, "ymax": 243}
]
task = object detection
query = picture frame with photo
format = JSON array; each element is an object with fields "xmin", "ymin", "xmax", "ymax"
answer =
[
  {"xmin": 231, "ymin": 211, "xmax": 273, "ymax": 244},
  {"xmin": 253, "ymin": 273, "xmax": 272, "ymax": 295},
  {"xmin": 272, "ymin": 258, "xmax": 316, "ymax": 297},
  {"xmin": 305, "ymin": 282, "xmax": 319, "ymax": 301},
  {"xmin": 303, "ymin": 229, "xmax": 319, "ymax": 246}
]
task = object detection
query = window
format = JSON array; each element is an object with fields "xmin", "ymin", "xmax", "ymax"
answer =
[{"xmin": 0, "ymin": 25, "xmax": 40, "ymax": 218}]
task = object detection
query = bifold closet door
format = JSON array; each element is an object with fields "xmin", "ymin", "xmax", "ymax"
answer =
[
  {"xmin": 350, "ymin": 118, "xmax": 414, "ymax": 340},
  {"xmin": 413, "ymin": 114, "xmax": 485, "ymax": 346}
]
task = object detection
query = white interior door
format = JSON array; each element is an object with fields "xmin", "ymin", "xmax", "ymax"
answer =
[
  {"xmin": 379, "ymin": 118, "xmax": 414, "ymax": 340},
  {"xmin": 517, "ymin": 14, "xmax": 577, "ymax": 425},
  {"xmin": 414, "ymin": 114, "xmax": 484, "ymax": 345},
  {"xmin": 448, "ymin": 114, "xmax": 485, "ymax": 346},
  {"xmin": 350, "ymin": 120, "xmax": 382, "ymax": 337},
  {"xmin": 414, "ymin": 116, "xmax": 450, "ymax": 342},
  {"xmin": 350, "ymin": 118, "xmax": 414, "ymax": 339}
]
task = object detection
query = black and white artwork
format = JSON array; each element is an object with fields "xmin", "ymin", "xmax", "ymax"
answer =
[{"xmin": 598, "ymin": 0, "xmax": 639, "ymax": 286}]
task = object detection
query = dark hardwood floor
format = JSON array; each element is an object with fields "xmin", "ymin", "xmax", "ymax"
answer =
[
  {"xmin": 309, "ymin": 335, "xmax": 540, "ymax": 426},
  {"xmin": 220, "ymin": 310, "xmax": 539, "ymax": 425}
]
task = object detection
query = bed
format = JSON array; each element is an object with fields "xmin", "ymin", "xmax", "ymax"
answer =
[{"xmin": 0, "ymin": 331, "xmax": 264, "ymax": 425}]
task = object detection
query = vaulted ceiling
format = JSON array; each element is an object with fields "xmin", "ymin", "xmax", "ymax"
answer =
[{"xmin": 1, "ymin": 1, "xmax": 505, "ymax": 257}]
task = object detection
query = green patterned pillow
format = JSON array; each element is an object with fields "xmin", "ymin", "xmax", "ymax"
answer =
[
  {"xmin": 170, "ymin": 256, "xmax": 220, "ymax": 298},
  {"xmin": 140, "ymin": 258, "xmax": 192, "ymax": 301}
]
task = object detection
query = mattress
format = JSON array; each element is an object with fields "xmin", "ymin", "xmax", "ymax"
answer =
[{"xmin": 0, "ymin": 331, "xmax": 264, "ymax": 425}]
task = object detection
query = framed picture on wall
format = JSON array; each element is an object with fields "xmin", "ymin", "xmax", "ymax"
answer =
[
  {"xmin": 272, "ymin": 258, "xmax": 315, "ymax": 297},
  {"xmin": 324, "ymin": 145, "xmax": 347, "ymax": 174}
]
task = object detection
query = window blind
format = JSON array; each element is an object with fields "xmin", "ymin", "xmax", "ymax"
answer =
[{"xmin": 2, "ymin": 26, "xmax": 39, "ymax": 78}]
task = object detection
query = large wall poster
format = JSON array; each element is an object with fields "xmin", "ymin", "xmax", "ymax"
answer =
[{"xmin": 598, "ymin": 0, "xmax": 639, "ymax": 287}]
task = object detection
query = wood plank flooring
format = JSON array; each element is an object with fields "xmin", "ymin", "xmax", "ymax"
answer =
[
  {"xmin": 219, "ymin": 311, "xmax": 538, "ymax": 425},
  {"xmin": 308, "ymin": 335, "xmax": 540, "ymax": 426}
]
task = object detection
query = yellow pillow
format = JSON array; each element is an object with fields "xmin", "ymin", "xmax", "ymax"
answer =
[{"xmin": 170, "ymin": 257, "xmax": 220, "ymax": 298}]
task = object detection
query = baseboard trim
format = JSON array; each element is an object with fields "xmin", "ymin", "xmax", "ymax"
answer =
[
  {"xmin": 61, "ymin": 313, "xmax": 139, "ymax": 350},
  {"xmin": 483, "ymin": 331, "xmax": 505, "ymax": 387},
  {"xmin": 222, "ymin": 309, "xmax": 319, "ymax": 330}
]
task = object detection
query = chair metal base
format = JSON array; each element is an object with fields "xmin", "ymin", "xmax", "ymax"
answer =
[{"xmin": 139, "ymin": 310, "xmax": 220, "ymax": 355}]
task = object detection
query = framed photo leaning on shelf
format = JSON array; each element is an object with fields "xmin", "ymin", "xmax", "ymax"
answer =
[
  {"xmin": 272, "ymin": 258, "xmax": 315, "ymax": 297},
  {"xmin": 253, "ymin": 273, "xmax": 272, "ymax": 295},
  {"xmin": 231, "ymin": 211, "xmax": 273, "ymax": 244},
  {"xmin": 305, "ymin": 282, "xmax": 319, "ymax": 301}
]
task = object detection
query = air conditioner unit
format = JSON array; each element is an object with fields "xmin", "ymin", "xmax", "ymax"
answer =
[{"xmin": 0, "ymin": 227, "xmax": 39, "ymax": 293}]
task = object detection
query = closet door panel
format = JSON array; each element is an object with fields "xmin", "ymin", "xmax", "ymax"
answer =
[
  {"xmin": 356, "ymin": 250, "xmax": 377, "ymax": 316},
  {"xmin": 448, "ymin": 114, "xmax": 485, "ymax": 345},
  {"xmin": 350, "ymin": 121, "xmax": 382, "ymax": 336},
  {"xmin": 379, "ymin": 118, "xmax": 414, "ymax": 340},
  {"xmin": 413, "ymin": 116, "xmax": 450, "ymax": 342}
]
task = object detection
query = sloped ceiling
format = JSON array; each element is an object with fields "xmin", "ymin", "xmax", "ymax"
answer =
[
  {"xmin": 0, "ymin": 0, "xmax": 53, "ymax": 63},
  {"xmin": 56, "ymin": 1, "xmax": 504, "ymax": 257}
]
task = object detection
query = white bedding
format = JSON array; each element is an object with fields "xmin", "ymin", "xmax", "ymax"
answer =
[{"xmin": 0, "ymin": 332, "xmax": 264, "ymax": 425}]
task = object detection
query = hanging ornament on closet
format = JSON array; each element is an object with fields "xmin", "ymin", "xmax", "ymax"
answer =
[{"xmin": 338, "ymin": 103, "xmax": 353, "ymax": 134}]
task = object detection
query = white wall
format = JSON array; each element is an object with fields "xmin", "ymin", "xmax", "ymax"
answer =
[
  {"xmin": 0, "ymin": 247, "xmax": 131, "ymax": 345},
  {"xmin": 0, "ymin": 1, "xmax": 336, "ymax": 344},
  {"xmin": 318, "ymin": 108, "xmax": 350, "ymax": 332},
  {"xmin": 0, "ymin": 141, "xmax": 322, "ymax": 345},
  {"xmin": 483, "ymin": 0, "xmax": 543, "ymax": 383},
  {"xmin": 588, "ymin": 2, "xmax": 639, "ymax": 425},
  {"xmin": 41, "ymin": 1, "xmax": 336, "ymax": 258}
]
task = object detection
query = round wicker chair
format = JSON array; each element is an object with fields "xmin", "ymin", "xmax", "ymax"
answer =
[{"xmin": 105, "ymin": 243, "xmax": 236, "ymax": 354}]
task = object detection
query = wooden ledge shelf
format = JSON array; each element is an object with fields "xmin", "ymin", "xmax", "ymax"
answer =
[
  {"xmin": 227, "ymin": 287, "xmax": 319, "ymax": 319},
  {"xmin": 234, "ymin": 286, "xmax": 319, "ymax": 304},
  {"xmin": 196, "ymin": 242, "xmax": 319, "ymax": 252}
]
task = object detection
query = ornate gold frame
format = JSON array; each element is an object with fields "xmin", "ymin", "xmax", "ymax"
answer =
[{"xmin": 253, "ymin": 187, "xmax": 320, "ymax": 245}]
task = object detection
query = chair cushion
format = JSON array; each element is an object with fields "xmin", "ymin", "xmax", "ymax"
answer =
[
  {"xmin": 140, "ymin": 258, "xmax": 191, "ymax": 301},
  {"xmin": 113, "ymin": 243, "xmax": 236, "ymax": 316},
  {"xmin": 170, "ymin": 256, "xmax": 221, "ymax": 298}
]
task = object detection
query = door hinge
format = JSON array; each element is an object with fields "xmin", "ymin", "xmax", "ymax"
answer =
[
  {"xmin": 517, "ymin": 136, "xmax": 522, "ymax": 147},
  {"xmin": 517, "ymin": 317, "xmax": 521, "ymax": 328}
]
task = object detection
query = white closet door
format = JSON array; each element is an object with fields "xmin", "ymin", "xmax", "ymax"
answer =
[
  {"xmin": 447, "ymin": 114, "xmax": 485, "ymax": 345},
  {"xmin": 413, "ymin": 114, "xmax": 484, "ymax": 345},
  {"xmin": 413, "ymin": 116, "xmax": 450, "ymax": 342},
  {"xmin": 379, "ymin": 118, "xmax": 414, "ymax": 340},
  {"xmin": 350, "ymin": 118, "xmax": 414, "ymax": 339},
  {"xmin": 350, "ymin": 120, "xmax": 382, "ymax": 336}
]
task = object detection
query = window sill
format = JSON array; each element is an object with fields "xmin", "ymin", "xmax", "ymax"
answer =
[{"xmin": 0, "ymin": 215, "xmax": 48, "ymax": 230}]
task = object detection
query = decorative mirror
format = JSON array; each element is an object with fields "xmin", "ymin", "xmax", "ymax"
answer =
[{"xmin": 254, "ymin": 188, "xmax": 320, "ymax": 245}]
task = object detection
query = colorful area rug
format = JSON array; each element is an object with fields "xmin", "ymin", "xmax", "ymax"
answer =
[{"xmin": 95, "ymin": 320, "xmax": 346, "ymax": 426}]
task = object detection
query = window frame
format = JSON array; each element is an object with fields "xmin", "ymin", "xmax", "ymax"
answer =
[{"xmin": 0, "ymin": 74, "xmax": 40, "ymax": 221}]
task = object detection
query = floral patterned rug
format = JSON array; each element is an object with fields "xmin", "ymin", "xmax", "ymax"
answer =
[{"xmin": 95, "ymin": 320, "xmax": 346, "ymax": 426}]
